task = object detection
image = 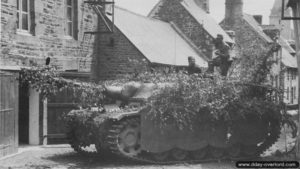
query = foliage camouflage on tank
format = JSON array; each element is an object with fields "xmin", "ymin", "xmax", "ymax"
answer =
[{"xmin": 64, "ymin": 71, "xmax": 296, "ymax": 164}]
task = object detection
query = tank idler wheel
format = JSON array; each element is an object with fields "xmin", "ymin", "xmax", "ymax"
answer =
[
  {"xmin": 210, "ymin": 147, "xmax": 224, "ymax": 158},
  {"xmin": 117, "ymin": 119, "xmax": 141, "ymax": 157},
  {"xmin": 242, "ymin": 145, "xmax": 258, "ymax": 156},
  {"xmin": 152, "ymin": 151, "xmax": 170, "ymax": 162},
  {"xmin": 191, "ymin": 147, "xmax": 207, "ymax": 160},
  {"xmin": 171, "ymin": 148, "xmax": 188, "ymax": 161},
  {"xmin": 227, "ymin": 144, "xmax": 241, "ymax": 157}
]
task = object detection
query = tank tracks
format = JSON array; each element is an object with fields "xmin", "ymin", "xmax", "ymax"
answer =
[
  {"xmin": 68, "ymin": 114, "xmax": 281, "ymax": 164},
  {"xmin": 103, "ymin": 116, "xmax": 281, "ymax": 164}
]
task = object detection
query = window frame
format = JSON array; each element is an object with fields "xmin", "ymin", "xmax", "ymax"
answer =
[
  {"xmin": 65, "ymin": 0, "xmax": 78, "ymax": 40},
  {"xmin": 291, "ymin": 86, "xmax": 294, "ymax": 102},
  {"xmin": 294, "ymin": 86, "xmax": 297, "ymax": 99},
  {"xmin": 287, "ymin": 87, "xmax": 289, "ymax": 100},
  {"xmin": 17, "ymin": 0, "xmax": 31, "ymax": 33}
]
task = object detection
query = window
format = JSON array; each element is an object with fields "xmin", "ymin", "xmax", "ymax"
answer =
[
  {"xmin": 291, "ymin": 87, "xmax": 294, "ymax": 102},
  {"xmin": 294, "ymin": 86, "xmax": 297, "ymax": 99},
  {"xmin": 66, "ymin": 0, "xmax": 78, "ymax": 40},
  {"xmin": 17, "ymin": 0, "xmax": 34, "ymax": 34}
]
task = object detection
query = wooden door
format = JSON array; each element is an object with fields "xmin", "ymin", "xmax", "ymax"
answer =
[
  {"xmin": 0, "ymin": 71, "xmax": 19, "ymax": 158},
  {"xmin": 47, "ymin": 88, "xmax": 78, "ymax": 144}
]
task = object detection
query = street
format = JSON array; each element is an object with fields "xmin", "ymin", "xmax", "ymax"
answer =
[{"xmin": 0, "ymin": 126, "xmax": 296, "ymax": 169}]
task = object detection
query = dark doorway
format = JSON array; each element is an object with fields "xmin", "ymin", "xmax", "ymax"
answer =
[{"xmin": 19, "ymin": 84, "xmax": 29, "ymax": 144}]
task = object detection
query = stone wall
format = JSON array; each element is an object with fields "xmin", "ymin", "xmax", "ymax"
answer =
[
  {"xmin": 1, "ymin": 0, "xmax": 98, "ymax": 72},
  {"xmin": 93, "ymin": 20, "xmax": 149, "ymax": 80},
  {"xmin": 151, "ymin": 0, "xmax": 214, "ymax": 58}
]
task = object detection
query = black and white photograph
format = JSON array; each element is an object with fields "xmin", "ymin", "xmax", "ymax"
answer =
[{"xmin": 0, "ymin": 0, "xmax": 300, "ymax": 168}]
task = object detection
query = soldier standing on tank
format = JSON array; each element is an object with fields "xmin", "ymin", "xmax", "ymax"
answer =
[
  {"xmin": 207, "ymin": 34, "xmax": 232, "ymax": 76},
  {"xmin": 187, "ymin": 56, "xmax": 202, "ymax": 74}
]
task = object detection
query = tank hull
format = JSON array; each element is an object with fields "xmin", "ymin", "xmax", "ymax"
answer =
[{"xmin": 66, "ymin": 108, "xmax": 281, "ymax": 163}]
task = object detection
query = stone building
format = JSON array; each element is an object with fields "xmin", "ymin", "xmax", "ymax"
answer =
[
  {"xmin": 220, "ymin": 0, "xmax": 281, "ymax": 81},
  {"xmin": 220, "ymin": 0, "xmax": 298, "ymax": 106},
  {"xmin": 94, "ymin": 7, "xmax": 208, "ymax": 80},
  {"xmin": 94, "ymin": 0, "xmax": 234, "ymax": 80},
  {"xmin": 0, "ymin": 0, "xmax": 98, "ymax": 152},
  {"xmin": 279, "ymin": 38, "xmax": 298, "ymax": 106},
  {"xmin": 268, "ymin": 0, "xmax": 298, "ymax": 107},
  {"xmin": 149, "ymin": 0, "xmax": 233, "ymax": 59},
  {"xmin": 262, "ymin": 25, "xmax": 298, "ymax": 106},
  {"xmin": 1, "ymin": 0, "xmax": 98, "ymax": 75}
]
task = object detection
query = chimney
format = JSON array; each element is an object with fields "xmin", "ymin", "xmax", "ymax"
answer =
[
  {"xmin": 253, "ymin": 15, "xmax": 263, "ymax": 25},
  {"xmin": 225, "ymin": 0, "xmax": 243, "ymax": 25},
  {"xmin": 194, "ymin": 0, "xmax": 210, "ymax": 13}
]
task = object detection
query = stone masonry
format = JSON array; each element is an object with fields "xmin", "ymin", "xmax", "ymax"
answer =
[
  {"xmin": 151, "ymin": 0, "xmax": 215, "ymax": 59},
  {"xmin": 93, "ymin": 21, "xmax": 149, "ymax": 80},
  {"xmin": 1, "ymin": 0, "xmax": 98, "ymax": 73}
]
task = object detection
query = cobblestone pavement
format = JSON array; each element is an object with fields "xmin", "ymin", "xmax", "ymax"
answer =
[
  {"xmin": 0, "ymin": 145, "xmax": 235, "ymax": 169},
  {"xmin": 0, "ymin": 125, "xmax": 296, "ymax": 169}
]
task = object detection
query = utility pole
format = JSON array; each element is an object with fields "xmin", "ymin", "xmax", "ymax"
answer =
[{"xmin": 284, "ymin": 0, "xmax": 300, "ymax": 159}]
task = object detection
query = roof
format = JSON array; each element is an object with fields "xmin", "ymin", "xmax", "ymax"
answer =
[
  {"xmin": 180, "ymin": 0, "xmax": 234, "ymax": 44},
  {"xmin": 112, "ymin": 7, "xmax": 208, "ymax": 67},
  {"xmin": 280, "ymin": 36, "xmax": 296, "ymax": 68},
  {"xmin": 148, "ymin": 0, "xmax": 164, "ymax": 18},
  {"xmin": 282, "ymin": 47, "xmax": 297, "ymax": 68},
  {"xmin": 278, "ymin": 36, "xmax": 295, "ymax": 54},
  {"xmin": 261, "ymin": 24, "xmax": 280, "ymax": 30},
  {"xmin": 243, "ymin": 14, "xmax": 274, "ymax": 43}
]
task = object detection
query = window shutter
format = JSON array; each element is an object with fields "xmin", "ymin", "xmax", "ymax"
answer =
[
  {"xmin": 29, "ymin": 0, "xmax": 35, "ymax": 35},
  {"xmin": 73, "ymin": 0, "xmax": 78, "ymax": 40}
]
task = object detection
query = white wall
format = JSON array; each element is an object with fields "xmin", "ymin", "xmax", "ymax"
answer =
[{"xmin": 29, "ymin": 88, "xmax": 39, "ymax": 145}]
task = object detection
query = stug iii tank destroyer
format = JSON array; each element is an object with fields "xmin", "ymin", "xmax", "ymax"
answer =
[{"xmin": 65, "ymin": 81, "xmax": 282, "ymax": 164}]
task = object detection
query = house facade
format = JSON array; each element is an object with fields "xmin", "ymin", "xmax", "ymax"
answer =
[
  {"xmin": 148, "ymin": 0, "xmax": 234, "ymax": 59},
  {"xmin": 0, "ymin": 0, "xmax": 98, "ymax": 155},
  {"xmin": 278, "ymin": 35, "xmax": 298, "ymax": 106},
  {"xmin": 220, "ymin": 0, "xmax": 298, "ymax": 107},
  {"xmin": 94, "ymin": 6, "xmax": 209, "ymax": 80},
  {"xmin": 1, "ymin": 0, "xmax": 98, "ymax": 73},
  {"xmin": 220, "ymin": 0, "xmax": 281, "ymax": 82},
  {"xmin": 94, "ymin": 0, "xmax": 235, "ymax": 80},
  {"xmin": 268, "ymin": 0, "xmax": 298, "ymax": 107}
]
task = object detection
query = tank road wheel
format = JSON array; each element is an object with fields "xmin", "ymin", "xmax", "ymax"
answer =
[
  {"xmin": 210, "ymin": 147, "xmax": 224, "ymax": 158},
  {"xmin": 227, "ymin": 144, "xmax": 241, "ymax": 157},
  {"xmin": 171, "ymin": 148, "xmax": 188, "ymax": 161},
  {"xmin": 191, "ymin": 147, "xmax": 207, "ymax": 160},
  {"xmin": 242, "ymin": 145, "xmax": 257, "ymax": 156},
  {"xmin": 152, "ymin": 151, "xmax": 170, "ymax": 162},
  {"xmin": 116, "ymin": 119, "xmax": 142, "ymax": 157}
]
